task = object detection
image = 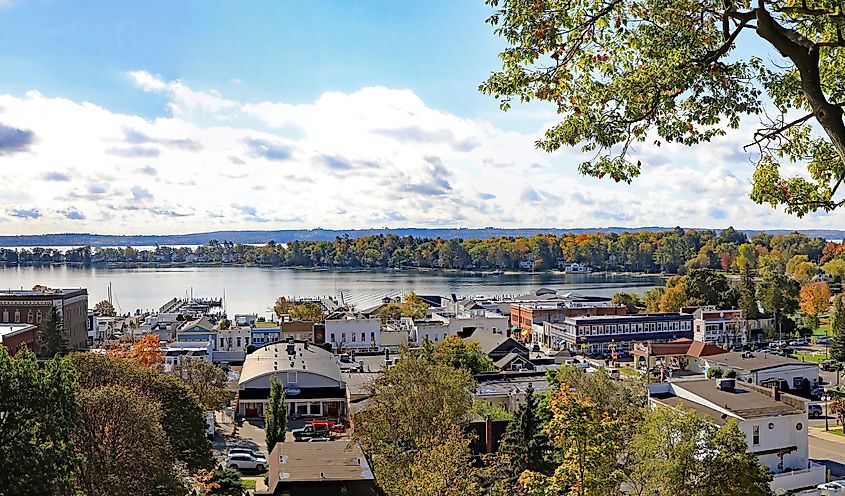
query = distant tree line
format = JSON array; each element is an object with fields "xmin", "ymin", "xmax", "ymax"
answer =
[{"xmin": 0, "ymin": 227, "xmax": 841, "ymax": 274}]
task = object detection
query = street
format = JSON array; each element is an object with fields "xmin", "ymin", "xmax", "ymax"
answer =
[{"xmin": 810, "ymin": 432, "xmax": 845, "ymax": 478}]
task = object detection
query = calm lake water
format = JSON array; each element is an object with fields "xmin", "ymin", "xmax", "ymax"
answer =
[{"xmin": 0, "ymin": 266, "xmax": 663, "ymax": 317}]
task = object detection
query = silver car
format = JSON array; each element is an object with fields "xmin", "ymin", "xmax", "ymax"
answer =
[{"xmin": 226, "ymin": 453, "xmax": 267, "ymax": 471}]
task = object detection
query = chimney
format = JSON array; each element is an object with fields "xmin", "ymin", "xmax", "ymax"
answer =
[
  {"xmin": 771, "ymin": 385, "xmax": 781, "ymax": 401},
  {"xmin": 485, "ymin": 416, "xmax": 493, "ymax": 453}
]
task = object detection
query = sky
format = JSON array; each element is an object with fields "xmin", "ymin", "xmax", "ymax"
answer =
[{"xmin": 0, "ymin": 0, "xmax": 840, "ymax": 235}]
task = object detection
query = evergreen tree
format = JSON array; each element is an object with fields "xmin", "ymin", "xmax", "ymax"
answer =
[
  {"xmin": 37, "ymin": 306, "xmax": 67, "ymax": 359},
  {"xmin": 486, "ymin": 384, "xmax": 553, "ymax": 495},
  {"xmin": 831, "ymin": 295, "xmax": 845, "ymax": 361},
  {"xmin": 265, "ymin": 376, "xmax": 287, "ymax": 454},
  {"xmin": 738, "ymin": 273, "xmax": 761, "ymax": 320}
]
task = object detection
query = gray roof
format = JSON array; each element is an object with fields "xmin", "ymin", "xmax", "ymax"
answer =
[
  {"xmin": 494, "ymin": 352, "xmax": 531, "ymax": 370},
  {"xmin": 268, "ymin": 441, "xmax": 373, "ymax": 489},
  {"xmin": 654, "ymin": 378, "xmax": 803, "ymax": 420},
  {"xmin": 239, "ymin": 342, "xmax": 343, "ymax": 386},
  {"xmin": 476, "ymin": 375, "xmax": 553, "ymax": 397},
  {"xmin": 704, "ymin": 351, "xmax": 820, "ymax": 373},
  {"xmin": 466, "ymin": 329, "xmax": 519, "ymax": 355}
]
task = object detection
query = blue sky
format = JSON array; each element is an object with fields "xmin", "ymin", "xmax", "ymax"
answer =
[{"xmin": 0, "ymin": 0, "xmax": 838, "ymax": 234}]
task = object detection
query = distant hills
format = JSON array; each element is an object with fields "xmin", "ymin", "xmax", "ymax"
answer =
[{"xmin": 0, "ymin": 227, "xmax": 842, "ymax": 247}]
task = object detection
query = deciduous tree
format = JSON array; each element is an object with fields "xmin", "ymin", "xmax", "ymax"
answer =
[
  {"xmin": 94, "ymin": 300, "xmax": 116, "ymax": 317},
  {"xmin": 272, "ymin": 296, "xmax": 292, "ymax": 319},
  {"xmin": 0, "ymin": 347, "xmax": 79, "ymax": 496},
  {"xmin": 289, "ymin": 302, "xmax": 324, "ymax": 323},
  {"xmin": 482, "ymin": 0, "xmax": 845, "ymax": 216},
  {"xmin": 174, "ymin": 359, "xmax": 230, "ymax": 411},
  {"xmin": 799, "ymin": 281, "xmax": 831, "ymax": 329},
  {"xmin": 430, "ymin": 336, "xmax": 494, "ymax": 374},
  {"xmin": 128, "ymin": 333, "xmax": 163, "ymax": 369},
  {"xmin": 74, "ymin": 385, "xmax": 182, "ymax": 496}
]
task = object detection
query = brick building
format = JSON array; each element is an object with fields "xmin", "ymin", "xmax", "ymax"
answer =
[
  {"xmin": 0, "ymin": 323, "xmax": 38, "ymax": 354},
  {"xmin": 0, "ymin": 288, "xmax": 89, "ymax": 350},
  {"xmin": 510, "ymin": 301, "xmax": 628, "ymax": 335}
]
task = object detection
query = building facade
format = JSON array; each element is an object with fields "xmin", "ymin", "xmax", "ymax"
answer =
[
  {"xmin": 325, "ymin": 318, "xmax": 381, "ymax": 351},
  {"xmin": 0, "ymin": 323, "xmax": 38, "ymax": 354},
  {"xmin": 510, "ymin": 301, "xmax": 627, "ymax": 335},
  {"xmin": 691, "ymin": 307, "xmax": 747, "ymax": 348},
  {"xmin": 0, "ymin": 288, "xmax": 88, "ymax": 350},
  {"xmin": 542, "ymin": 313, "xmax": 694, "ymax": 356}
]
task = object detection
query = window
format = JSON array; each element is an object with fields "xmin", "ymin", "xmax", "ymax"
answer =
[
  {"xmin": 752, "ymin": 425, "xmax": 760, "ymax": 445},
  {"xmin": 361, "ymin": 332, "xmax": 365, "ymax": 342},
  {"xmin": 220, "ymin": 338, "xmax": 225, "ymax": 348},
  {"xmin": 341, "ymin": 333, "xmax": 346, "ymax": 343},
  {"xmin": 351, "ymin": 333, "xmax": 356, "ymax": 342},
  {"xmin": 236, "ymin": 337, "xmax": 241, "ymax": 347},
  {"xmin": 330, "ymin": 333, "xmax": 336, "ymax": 343},
  {"xmin": 36, "ymin": 310, "xmax": 42, "ymax": 323},
  {"xmin": 287, "ymin": 371, "xmax": 298, "ymax": 383},
  {"xmin": 14, "ymin": 310, "xmax": 20, "ymax": 323},
  {"xmin": 371, "ymin": 332, "xmax": 375, "ymax": 343},
  {"xmin": 27, "ymin": 310, "xmax": 33, "ymax": 323}
]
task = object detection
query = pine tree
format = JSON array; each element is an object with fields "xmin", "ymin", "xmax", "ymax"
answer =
[
  {"xmin": 831, "ymin": 295, "xmax": 845, "ymax": 361},
  {"xmin": 486, "ymin": 383, "xmax": 553, "ymax": 495},
  {"xmin": 265, "ymin": 376, "xmax": 287, "ymax": 454},
  {"xmin": 37, "ymin": 306, "xmax": 67, "ymax": 359}
]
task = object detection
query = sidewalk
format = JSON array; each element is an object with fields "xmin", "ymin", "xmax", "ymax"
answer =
[{"xmin": 809, "ymin": 427, "xmax": 845, "ymax": 444}]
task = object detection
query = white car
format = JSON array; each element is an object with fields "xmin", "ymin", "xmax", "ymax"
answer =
[
  {"xmin": 226, "ymin": 453, "xmax": 267, "ymax": 471},
  {"xmin": 817, "ymin": 480, "xmax": 845, "ymax": 492}
]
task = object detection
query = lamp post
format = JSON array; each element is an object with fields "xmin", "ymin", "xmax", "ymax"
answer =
[{"xmin": 824, "ymin": 394, "xmax": 830, "ymax": 431}]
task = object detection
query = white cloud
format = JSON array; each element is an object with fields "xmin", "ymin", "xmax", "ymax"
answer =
[{"xmin": 0, "ymin": 73, "xmax": 840, "ymax": 234}]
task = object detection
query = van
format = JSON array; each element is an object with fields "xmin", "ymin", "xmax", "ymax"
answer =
[{"xmin": 205, "ymin": 411, "xmax": 215, "ymax": 439}]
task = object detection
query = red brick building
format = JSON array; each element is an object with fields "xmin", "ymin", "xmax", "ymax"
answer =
[
  {"xmin": 0, "ymin": 323, "xmax": 38, "ymax": 354},
  {"xmin": 510, "ymin": 301, "xmax": 628, "ymax": 334},
  {"xmin": 0, "ymin": 288, "xmax": 89, "ymax": 350}
]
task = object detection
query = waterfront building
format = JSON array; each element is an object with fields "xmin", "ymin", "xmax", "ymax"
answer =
[
  {"xmin": 541, "ymin": 312, "xmax": 694, "ymax": 356},
  {"xmin": 510, "ymin": 300, "xmax": 627, "ymax": 338},
  {"xmin": 175, "ymin": 316, "xmax": 217, "ymax": 348},
  {"xmin": 0, "ymin": 288, "xmax": 88, "ymax": 350},
  {"xmin": 237, "ymin": 341, "xmax": 346, "ymax": 419},
  {"xmin": 648, "ymin": 378, "xmax": 825, "ymax": 493},
  {"xmin": 249, "ymin": 321, "xmax": 281, "ymax": 347},
  {"xmin": 162, "ymin": 341, "xmax": 212, "ymax": 373},
  {"xmin": 325, "ymin": 317, "xmax": 381, "ymax": 352}
]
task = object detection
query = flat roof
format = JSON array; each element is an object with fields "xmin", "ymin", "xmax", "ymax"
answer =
[
  {"xmin": 564, "ymin": 313, "xmax": 693, "ymax": 324},
  {"xmin": 0, "ymin": 323, "xmax": 36, "ymax": 339},
  {"xmin": 657, "ymin": 378, "xmax": 803, "ymax": 420},
  {"xmin": 0, "ymin": 288, "xmax": 86, "ymax": 297},
  {"xmin": 271, "ymin": 441, "xmax": 373, "ymax": 487},
  {"xmin": 704, "ymin": 351, "xmax": 818, "ymax": 372}
]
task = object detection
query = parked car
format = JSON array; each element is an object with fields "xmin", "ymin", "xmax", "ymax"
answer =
[
  {"xmin": 292, "ymin": 424, "xmax": 331, "ymax": 442},
  {"xmin": 808, "ymin": 403, "xmax": 823, "ymax": 418},
  {"xmin": 228, "ymin": 447, "xmax": 259, "ymax": 458},
  {"xmin": 811, "ymin": 387, "xmax": 826, "ymax": 399},
  {"xmin": 817, "ymin": 336, "xmax": 830, "ymax": 345},
  {"xmin": 789, "ymin": 338, "xmax": 809, "ymax": 346},
  {"xmin": 817, "ymin": 480, "xmax": 845, "ymax": 491},
  {"xmin": 225, "ymin": 453, "xmax": 267, "ymax": 471}
]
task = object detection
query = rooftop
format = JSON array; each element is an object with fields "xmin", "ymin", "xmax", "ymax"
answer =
[
  {"xmin": 0, "ymin": 288, "xmax": 86, "ymax": 297},
  {"xmin": 0, "ymin": 323, "xmax": 36, "ymax": 339},
  {"xmin": 239, "ymin": 341, "xmax": 343, "ymax": 386},
  {"xmin": 565, "ymin": 313, "xmax": 693, "ymax": 324},
  {"xmin": 704, "ymin": 351, "xmax": 818, "ymax": 372},
  {"xmin": 269, "ymin": 441, "xmax": 373, "ymax": 489},
  {"xmin": 651, "ymin": 378, "xmax": 804, "ymax": 421}
]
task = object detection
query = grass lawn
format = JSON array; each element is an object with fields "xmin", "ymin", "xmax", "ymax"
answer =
[
  {"xmin": 814, "ymin": 425, "xmax": 845, "ymax": 437},
  {"xmin": 241, "ymin": 479, "xmax": 257, "ymax": 490},
  {"xmin": 793, "ymin": 351, "xmax": 829, "ymax": 363},
  {"xmin": 813, "ymin": 321, "xmax": 831, "ymax": 337}
]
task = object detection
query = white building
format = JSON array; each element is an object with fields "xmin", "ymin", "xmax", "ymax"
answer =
[
  {"xmin": 692, "ymin": 351, "xmax": 821, "ymax": 392},
  {"xmin": 325, "ymin": 317, "xmax": 381, "ymax": 351},
  {"xmin": 691, "ymin": 307, "xmax": 747, "ymax": 349},
  {"xmin": 162, "ymin": 341, "xmax": 212, "ymax": 373},
  {"xmin": 648, "ymin": 378, "xmax": 825, "ymax": 493},
  {"xmin": 213, "ymin": 327, "xmax": 252, "ymax": 363}
]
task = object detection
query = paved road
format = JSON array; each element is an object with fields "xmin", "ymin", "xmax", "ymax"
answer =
[{"xmin": 810, "ymin": 432, "xmax": 845, "ymax": 478}]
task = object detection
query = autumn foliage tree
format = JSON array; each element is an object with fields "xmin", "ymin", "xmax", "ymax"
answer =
[
  {"xmin": 482, "ymin": 0, "xmax": 845, "ymax": 216},
  {"xmin": 799, "ymin": 281, "xmax": 831, "ymax": 329},
  {"xmin": 128, "ymin": 333, "xmax": 163, "ymax": 369}
]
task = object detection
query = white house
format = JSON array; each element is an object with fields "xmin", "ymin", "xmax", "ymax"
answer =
[
  {"xmin": 648, "ymin": 378, "xmax": 825, "ymax": 493},
  {"xmin": 691, "ymin": 307, "xmax": 747, "ymax": 349},
  {"xmin": 325, "ymin": 317, "xmax": 381, "ymax": 351},
  {"xmin": 162, "ymin": 341, "xmax": 212, "ymax": 373},
  {"xmin": 213, "ymin": 327, "xmax": 252, "ymax": 363}
]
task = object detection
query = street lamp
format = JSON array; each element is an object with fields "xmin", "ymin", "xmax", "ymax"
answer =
[{"xmin": 823, "ymin": 394, "xmax": 830, "ymax": 431}]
